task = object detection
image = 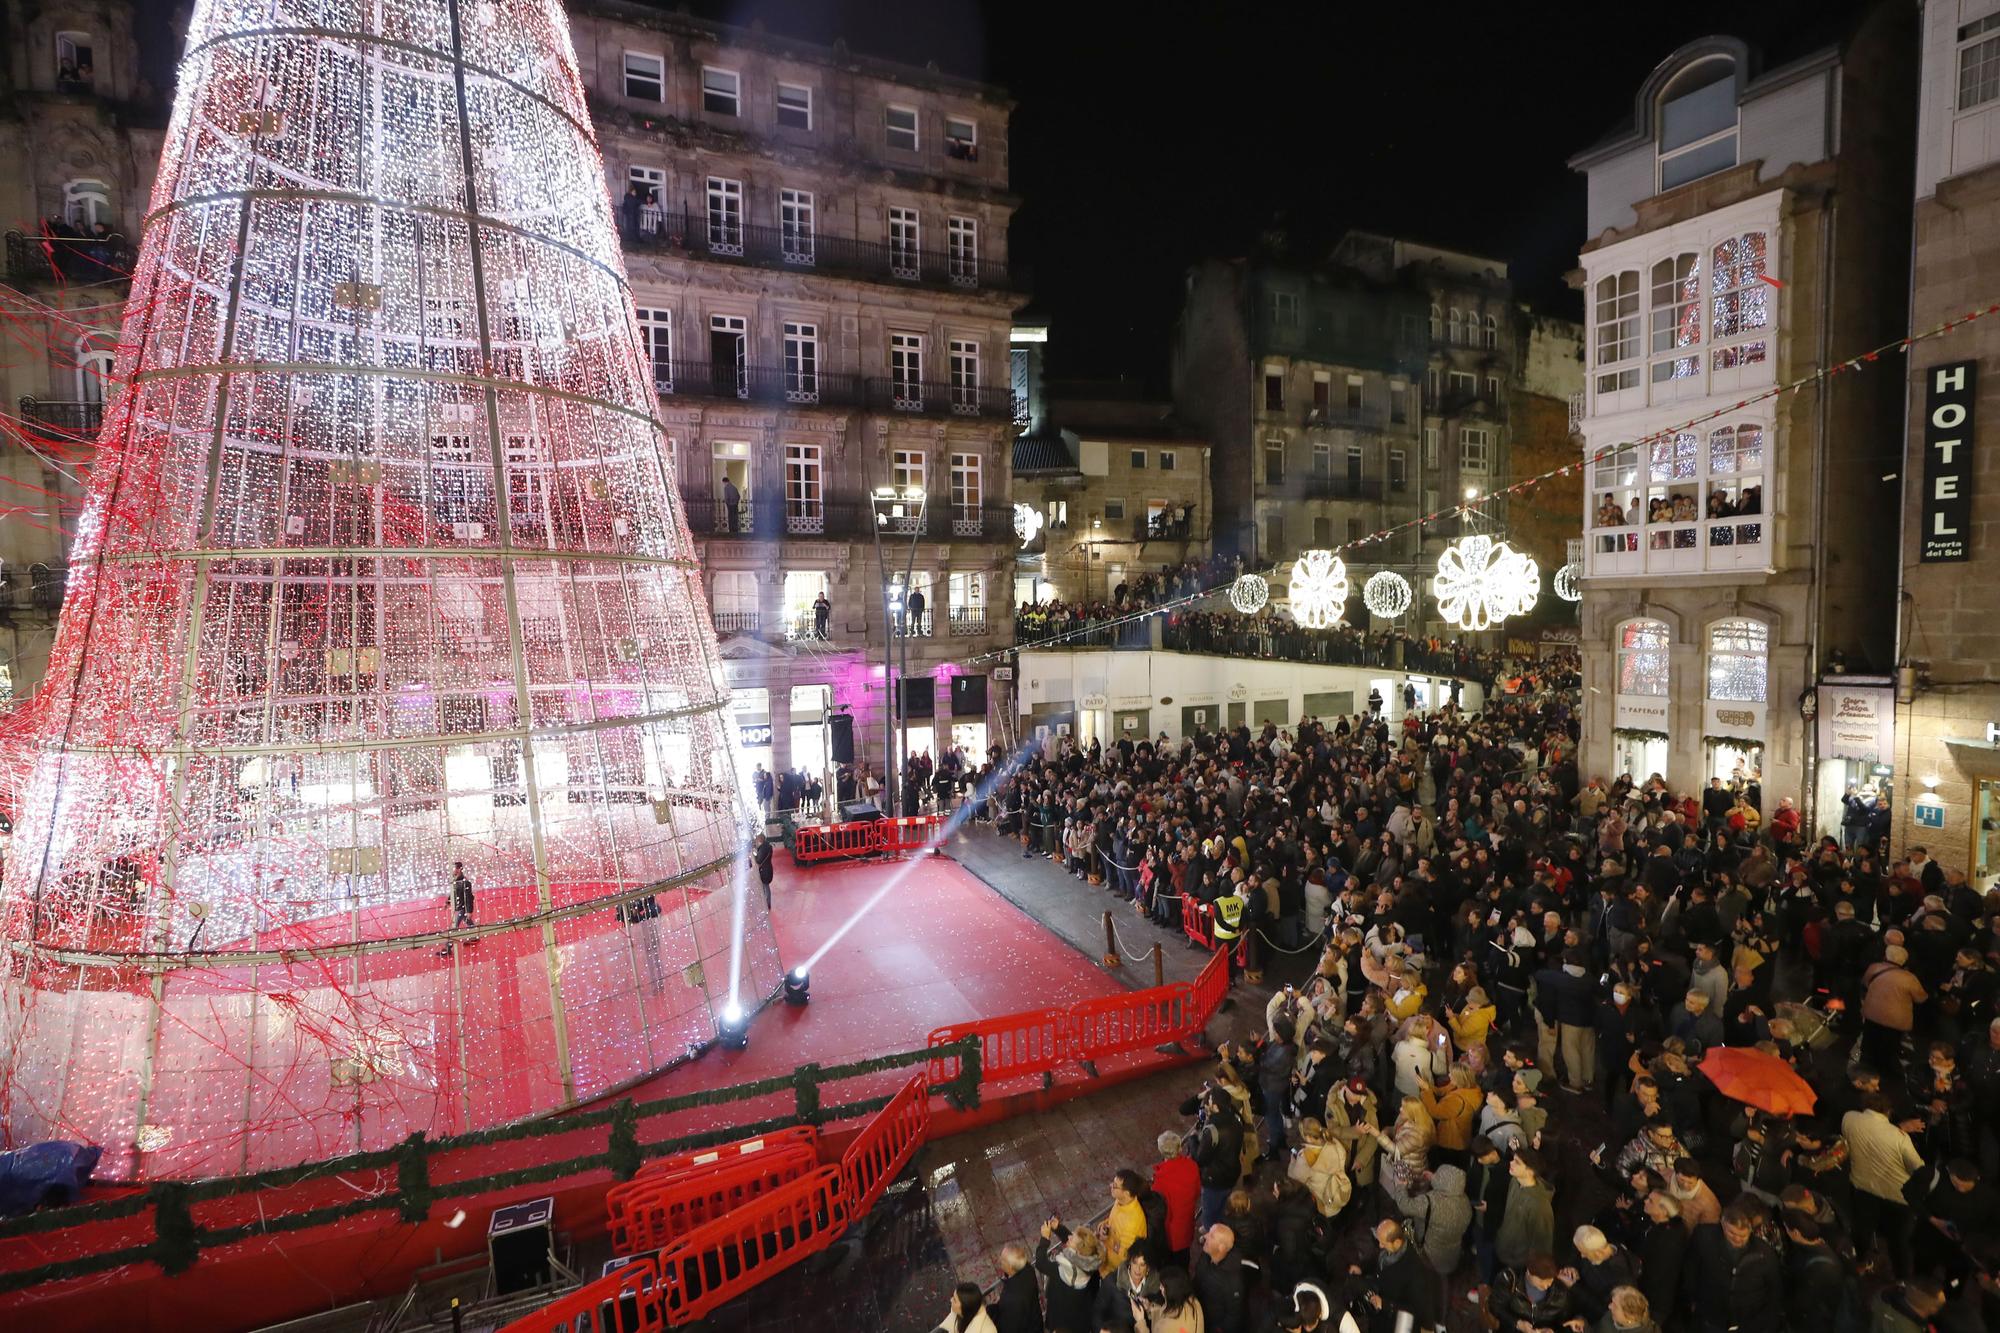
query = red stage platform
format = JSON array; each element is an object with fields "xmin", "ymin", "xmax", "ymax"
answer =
[{"xmin": 0, "ymin": 854, "xmax": 1144, "ymax": 1330}]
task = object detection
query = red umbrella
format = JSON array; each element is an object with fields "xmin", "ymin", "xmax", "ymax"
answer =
[{"xmin": 1699, "ymin": 1046, "xmax": 1817, "ymax": 1117}]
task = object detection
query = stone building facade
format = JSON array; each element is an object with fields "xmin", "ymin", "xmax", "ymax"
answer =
[
  {"xmin": 1892, "ymin": 0, "xmax": 2000, "ymax": 885},
  {"xmin": 0, "ymin": 0, "xmax": 170, "ymax": 702},
  {"xmin": 1505, "ymin": 311, "xmax": 1587, "ymax": 580},
  {"xmin": 1568, "ymin": 16, "xmax": 1916, "ymax": 836},
  {"xmin": 1171, "ymin": 232, "xmax": 1548, "ymax": 636},
  {"xmin": 566, "ymin": 2, "xmax": 1022, "ymax": 795}
]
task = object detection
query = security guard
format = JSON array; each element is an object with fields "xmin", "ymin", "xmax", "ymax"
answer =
[{"xmin": 1211, "ymin": 882, "xmax": 1246, "ymax": 983}]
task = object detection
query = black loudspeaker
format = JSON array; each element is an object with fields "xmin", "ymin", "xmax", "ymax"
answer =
[
  {"xmin": 488, "ymin": 1196, "xmax": 555, "ymax": 1294},
  {"xmin": 828, "ymin": 712, "xmax": 855, "ymax": 764},
  {"xmin": 840, "ymin": 799, "xmax": 883, "ymax": 823},
  {"xmin": 951, "ymin": 674, "xmax": 987, "ymax": 716}
]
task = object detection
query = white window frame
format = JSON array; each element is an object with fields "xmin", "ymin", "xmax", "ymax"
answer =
[
  {"xmin": 1648, "ymin": 251, "xmax": 1702, "ymax": 384},
  {"xmin": 709, "ymin": 313, "xmax": 748, "ymax": 397},
  {"xmin": 888, "ymin": 206, "xmax": 921, "ymax": 278},
  {"xmin": 701, "ymin": 66, "xmax": 741, "ymax": 116},
  {"xmin": 1130, "ymin": 448, "xmax": 1147, "ymax": 469},
  {"xmin": 1706, "ymin": 618, "xmax": 1769, "ymax": 704},
  {"xmin": 1447, "ymin": 308, "xmax": 1463, "ymax": 344},
  {"xmin": 1423, "ymin": 426, "xmax": 1439, "ymax": 469},
  {"xmin": 782, "ymin": 321, "xmax": 818, "ymax": 400},
  {"xmin": 1344, "ymin": 444, "xmax": 1364, "ymax": 479},
  {"xmin": 635, "ymin": 306, "xmax": 672, "ymax": 390},
  {"xmin": 55, "ymin": 32, "xmax": 93, "ymax": 85},
  {"xmin": 776, "ymin": 81, "xmax": 813, "ymax": 129},
  {"xmin": 1263, "ymin": 438, "xmax": 1286, "ymax": 484},
  {"xmin": 779, "ymin": 188, "xmax": 815, "ymax": 263},
  {"xmin": 1429, "ymin": 304, "xmax": 1442, "ymax": 340},
  {"xmin": 1264, "ymin": 368, "xmax": 1285, "ymax": 412},
  {"xmin": 63, "ymin": 179, "xmax": 110, "ymax": 229},
  {"xmin": 1273, "ymin": 291, "xmax": 1299, "ymax": 326},
  {"xmin": 1310, "ymin": 440, "xmax": 1331, "ymax": 478},
  {"xmin": 948, "ymin": 338, "xmax": 980, "ymax": 412},
  {"xmin": 1103, "ymin": 497, "xmax": 1126, "ymax": 522},
  {"xmin": 1158, "ymin": 450, "xmax": 1177, "ymax": 472},
  {"xmin": 1657, "ymin": 58, "xmax": 1739, "ymax": 191},
  {"xmin": 893, "ymin": 448, "xmax": 927, "ymax": 495},
  {"xmin": 947, "ymin": 215, "xmax": 978, "ymax": 284},
  {"xmin": 1958, "ymin": 14, "xmax": 2000, "ymax": 111},
  {"xmin": 1344, "ymin": 375, "xmax": 1364, "ymax": 412},
  {"xmin": 627, "ymin": 165, "xmax": 665, "ymax": 235},
  {"xmin": 74, "ymin": 336, "xmax": 115, "ymax": 405},
  {"xmin": 886, "ymin": 104, "xmax": 919, "ymax": 152},
  {"xmin": 1709, "ymin": 231, "xmax": 1770, "ymax": 370},
  {"xmin": 1482, "ymin": 313, "xmax": 1497, "ymax": 349},
  {"xmin": 1388, "ymin": 448, "xmax": 1407, "ymax": 491},
  {"xmin": 890, "ymin": 332, "xmax": 924, "ymax": 406},
  {"xmin": 945, "ymin": 115, "xmax": 978, "ymax": 160},
  {"xmin": 622, "ymin": 51, "xmax": 665, "ymax": 103},
  {"xmin": 1460, "ymin": 427, "xmax": 1491, "ymax": 474},
  {"xmin": 950, "ymin": 452, "xmax": 982, "ymax": 516},
  {"xmin": 1616, "ymin": 618, "xmax": 1670, "ymax": 698},
  {"xmin": 1447, "ymin": 369, "xmax": 1477, "ymax": 399},
  {"xmin": 785, "ymin": 443, "xmax": 825, "ymax": 529},
  {"xmin": 1593, "ymin": 268, "xmax": 1641, "ymax": 394},
  {"xmin": 705, "ymin": 176, "xmax": 743, "ymax": 254}
]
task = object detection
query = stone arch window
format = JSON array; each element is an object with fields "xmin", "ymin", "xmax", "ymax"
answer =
[
  {"xmin": 1658, "ymin": 56, "xmax": 1738, "ymax": 190},
  {"xmin": 64, "ymin": 179, "xmax": 112, "ymax": 229},
  {"xmin": 1705, "ymin": 617, "xmax": 1768, "ymax": 702},
  {"xmin": 1447, "ymin": 308, "xmax": 1462, "ymax": 345},
  {"xmin": 74, "ymin": 334, "xmax": 117, "ymax": 404},
  {"xmin": 1429, "ymin": 304, "xmax": 1441, "ymax": 341},
  {"xmin": 1616, "ymin": 618, "xmax": 1669, "ymax": 696},
  {"xmin": 1482, "ymin": 313, "xmax": 1497, "ymax": 350},
  {"xmin": 55, "ymin": 32, "xmax": 95, "ymax": 90}
]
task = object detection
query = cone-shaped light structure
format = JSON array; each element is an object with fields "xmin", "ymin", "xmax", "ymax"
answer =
[{"xmin": 0, "ymin": 0, "xmax": 779, "ymax": 1178}]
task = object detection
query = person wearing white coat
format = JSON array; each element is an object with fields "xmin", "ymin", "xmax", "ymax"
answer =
[{"xmin": 1390, "ymin": 1017, "xmax": 1451, "ymax": 1099}]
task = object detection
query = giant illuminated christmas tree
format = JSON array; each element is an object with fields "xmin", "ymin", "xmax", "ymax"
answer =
[{"xmin": 0, "ymin": 0, "xmax": 780, "ymax": 1179}]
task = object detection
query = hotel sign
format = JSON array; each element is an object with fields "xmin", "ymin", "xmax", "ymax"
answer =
[{"xmin": 1921, "ymin": 360, "xmax": 1977, "ymax": 562}]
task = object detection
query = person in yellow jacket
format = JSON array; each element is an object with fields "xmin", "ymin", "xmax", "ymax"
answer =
[
  {"xmin": 1420, "ymin": 1065, "xmax": 1484, "ymax": 1166},
  {"xmin": 1101, "ymin": 1169, "xmax": 1150, "ymax": 1275},
  {"xmin": 1446, "ymin": 987, "xmax": 1498, "ymax": 1070}
]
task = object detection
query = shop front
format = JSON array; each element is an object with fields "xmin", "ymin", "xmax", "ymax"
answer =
[
  {"xmin": 1813, "ymin": 678, "xmax": 1895, "ymax": 843},
  {"xmin": 1703, "ymin": 700, "xmax": 1766, "ymax": 792},
  {"xmin": 1613, "ymin": 694, "xmax": 1670, "ymax": 784}
]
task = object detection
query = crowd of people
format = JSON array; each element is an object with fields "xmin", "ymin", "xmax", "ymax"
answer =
[
  {"xmin": 1014, "ymin": 556, "xmax": 1243, "ymax": 648},
  {"xmin": 936, "ymin": 675, "xmax": 2000, "ymax": 1333}
]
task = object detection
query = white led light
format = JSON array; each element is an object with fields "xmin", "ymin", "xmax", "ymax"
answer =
[
  {"xmin": 1554, "ymin": 562, "xmax": 1582, "ymax": 603},
  {"xmin": 1431, "ymin": 535, "xmax": 1539, "ymax": 631},
  {"xmin": 1228, "ymin": 573, "xmax": 1269, "ymax": 614},
  {"xmin": 1361, "ymin": 570, "xmax": 1412, "ymax": 620},
  {"xmin": 1286, "ymin": 550, "xmax": 1349, "ymax": 629}
]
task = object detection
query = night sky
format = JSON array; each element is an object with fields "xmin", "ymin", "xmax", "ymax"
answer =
[{"xmin": 654, "ymin": 0, "xmax": 1886, "ymax": 388}]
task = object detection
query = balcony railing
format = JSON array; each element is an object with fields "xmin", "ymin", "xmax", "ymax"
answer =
[
  {"xmin": 787, "ymin": 612, "xmax": 831, "ymax": 643},
  {"xmin": 682, "ymin": 496, "xmax": 765, "ymax": 537},
  {"xmin": 892, "ymin": 610, "xmax": 933, "ymax": 638},
  {"xmin": 5, "ymin": 230, "xmax": 135, "ymax": 284},
  {"xmin": 946, "ymin": 607, "xmax": 989, "ymax": 636},
  {"xmin": 682, "ymin": 499, "xmax": 1016, "ymax": 543},
  {"xmin": 713, "ymin": 609, "xmax": 761, "ymax": 634},
  {"xmin": 1135, "ymin": 515, "xmax": 1194, "ymax": 542},
  {"xmin": 0, "ymin": 564, "xmax": 68, "ymax": 615},
  {"xmin": 869, "ymin": 379, "xmax": 1012, "ymax": 419},
  {"xmin": 1300, "ymin": 475, "xmax": 1385, "ymax": 501},
  {"xmin": 653, "ymin": 361, "xmax": 865, "ymax": 409},
  {"xmin": 622, "ymin": 214, "xmax": 1012, "ymax": 291},
  {"xmin": 19, "ymin": 397, "xmax": 102, "ymax": 438}
]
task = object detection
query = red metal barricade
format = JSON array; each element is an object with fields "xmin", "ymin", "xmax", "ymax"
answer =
[
  {"xmin": 926, "ymin": 1006, "xmax": 1069, "ymax": 1086},
  {"xmin": 1069, "ymin": 981, "xmax": 1194, "ymax": 1060},
  {"xmin": 791, "ymin": 820, "xmax": 881, "ymax": 863},
  {"xmin": 877, "ymin": 814, "xmax": 945, "ymax": 853},
  {"xmin": 608, "ymin": 1142, "xmax": 819, "ymax": 1255},
  {"xmin": 496, "ymin": 1256, "xmax": 664, "ymax": 1333},
  {"xmin": 1180, "ymin": 894, "xmax": 1214, "ymax": 950},
  {"xmin": 839, "ymin": 1074, "xmax": 929, "ymax": 1214},
  {"xmin": 624, "ymin": 1125, "xmax": 819, "ymax": 1186},
  {"xmin": 655, "ymin": 1165, "xmax": 851, "ymax": 1326}
]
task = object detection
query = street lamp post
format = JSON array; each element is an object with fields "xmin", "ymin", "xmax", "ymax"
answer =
[{"xmin": 869, "ymin": 484, "xmax": 929, "ymax": 817}]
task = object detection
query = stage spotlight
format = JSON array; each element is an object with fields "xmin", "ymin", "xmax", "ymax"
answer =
[
  {"xmin": 783, "ymin": 967, "xmax": 811, "ymax": 1006},
  {"xmin": 717, "ymin": 1002, "xmax": 750, "ymax": 1050}
]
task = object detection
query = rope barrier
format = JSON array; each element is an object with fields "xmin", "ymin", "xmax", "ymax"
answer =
[{"xmin": 968, "ymin": 297, "xmax": 2000, "ymax": 667}]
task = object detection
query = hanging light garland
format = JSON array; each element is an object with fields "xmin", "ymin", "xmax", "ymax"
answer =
[
  {"xmin": 1554, "ymin": 562, "xmax": 1582, "ymax": 603},
  {"xmin": 1361, "ymin": 570, "xmax": 1412, "ymax": 619},
  {"xmin": 1286, "ymin": 549, "xmax": 1349, "ymax": 628},
  {"xmin": 1012, "ymin": 502, "xmax": 1044, "ymax": 547},
  {"xmin": 1431, "ymin": 535, "xmax": 1539, "ymax": 631},
  {"xmin": 1228, "ymin": 572, "xmax": 1269, "ymax": 614}
]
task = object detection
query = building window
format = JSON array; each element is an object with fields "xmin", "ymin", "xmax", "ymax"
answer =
[
  {"xmin": 1705, "ymin": 422, "xmax": 1765, "ymax": 542},
  {"xmin": 886, "ymin": 104, "xmax": 919, "ymax": 151},
  {"xmin": 1658, "ymin": 57, "xmax": 1738, "ymax": 189},
  {"xmin": 1345, "ymin": 376, "xmax": 1363, "ymax": 412},
  {"xmin": 1960, "ymin": 14, "xmax": 2000, "ymax": 110},
  {"xmin": 1390, "ymin": 385, "xmax": 1408, "ymax": 423},
  {"xmin": 1130, "ymin": 449, "xmax": 1147, "ymax": 469},
  {"xmin": 1344, "ymin": 444, "xmax": 1364, "ymax": 483},
  {"xmin": 636, "ymin": 307, "xmax": 672, "ymax": 390},
  {"xmin": 783, "ymin": 321, "xmax": 818, "ymax": 398},
  {"xmin": 709, "ymin": 314, "xmax": 747, "ymax": 396},
  {"xmin": 62, "ymin": 179, "xmax": 111, "ymax": 230},
  {"xmin": 701, "ymin": 67, "xmax": 740, "ymax": 116},
  {"xmin": 776, "ymin": 81, "xmax": 813, "ymax": 128},
  {"xmin": 1423, "ymin": 426, "xmax": 1439, "ymax": 469},
  {"xmin": 947, "ymin": 215, "xmax": 978, "ymax": 283},
  {"xmin": 1448, "ymin": 369, "xmax": 1477, "ymax": 399},
  {"xmin": 55, "ymin": 32, "xmax": 94, "ymax": 88},
  {"xmin": 1460, "ymin": 427, "xmax": 1491, "ymax": 473},
  {"xmin": 945, "ymin": 116, "xmax": 978, "ymax": 159},
  {"xmin": 1448, "ymin": 308, "xmax": 1463, "ymax": 344},
  {"xmin": 1312, "ymin": 517, "xmax": 1332, "ymax": 546},
  {"xmin": 623, "ymin": 51, "xmax": 665, "ymax": 102},
  {"xmin": 1648, "ymin": 252, "xmax": 1702, "ymax": 383},
  {"xmin": 1046, "ymin": 499, "xmax": 1068, "ymax": 529},
  {"xmin": 1272, "ymin": 291, "xmax": 1299, "ymax": 326},
  {"xmin": 1159, "ymin": 450, "xmax": 1176, "ymax": 472},
  {"xmin": 712, "ymin": 570, "xmax": 759, "ymax": 627},
  {"xmin": 1264, "ymin": 370, "xmax": 1285, "ymax": 412},
  {"xmin": 951, "ymin": 453, "xmax": 981, "ymax": 513},
  {"xmin": 626, "ymin": 165, "xmax": 665, "ymax": 234},
  {"xmin": 779, "ymin": 188, "xmax": 814, "ymax": 262},
  {"xmin": 1482, "ymin": 313, "xmax": 1497, "ymax": 349},
  {"xmin": 74, "ymin": 336, "xmax": 116, "ymax": 405},
  {"xmin": 785, "ymin": 444, "xmax": 824, "ymax": 524},
  {"xmin": 949, "ymin": 338, "xmax": 980, "ymax": 410},
  {"xmin": 1104, "ymin": 498, "xmax": 1126, "ymax": 521},
  {"xmin": 1617, "ymin": 619, "xmax": 1670, "ymax": 696},
  {"xmin": 705, "ymin": 176, "xmax": 743, "ymax": 253},
  {"xmin": 1311, "ymin": 440, "xmax": 1331, "ymax": 477},
  {"xmin": 1388, "ymin": 449, "xmax": 1408, "ymax": 491},
  {"xmin": 890, "ymin": 332, "xmax": 924, "ymax": 404},
  {"xmin": 1706, "ymin": 618, "xmax": 1769, "ymax": 702},
  {"xmin": 1593, "ymin": 269, "xmax": 1641, "ymax": 393},
  {"xmin": 1312, "ymin": 374, "xmax": 1330, "ymax": 416},
  {"xmin": 1429, "ymin": 304, "xmax": 1442, "ymax": 341},
  {"xmin": 893, "ymin": 448, "xmax": 926, "ymax": 495},
  {"xmin": 888, "ymin": 206, "xmax": 920, "ymax": 277},
  {"xmin": 948, "ymin": 570, "xmax": 984, "ymax": 613},
  {"xmin": 1263, "ymin": 438, "xmax": 1285, "ymax": 485},
  {"xmin": 1710, "ymin": 232, "xmax": 1769, "ymax": 369},
  {"xmin": 1346, "ymin": 518, "xmax": 1368, "ymax": 544},
  {"xmin": 1484, "ymin": 375, "xmax": 1499, "ymax": 401}
]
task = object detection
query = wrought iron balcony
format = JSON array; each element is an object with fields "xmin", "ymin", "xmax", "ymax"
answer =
[
  {"xmin": 18, "ymin": 397, "xmax": 102, "ymax": 438},
  {"xmin": 1300, "ymin": 475, "xmax": 1385, "ymax": 501},
  {"xmin": 892, "ymin": 609, "xmax": 934, "ymax": 638},
  {"xmin": 867, "ymin": 379, "xmax": 1013, "ymax": 419},
  {"xmin": 0, "ymin": 564, "xmax": 68, "ymax": 616},
  {"xmin": 652, "ymin": 360, "xmax": 864, "ymax": 409},
  {"xmin": 681, "ymin": 497, "xmax": 766, "ymax": 536},
  {"xmin": 5, "ymin": 230, "xmax": 135, "ymax": 284},
  {"xmin": 1134, "ymin": 514, "xmax": 1194, "ymax": 542},
  {"xmin": 622, "ymin": 214, "xmax": 1013, "ymax": 291}
]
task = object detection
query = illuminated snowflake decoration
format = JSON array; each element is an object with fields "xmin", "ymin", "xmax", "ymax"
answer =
[
  {"xmin": 1013, "ymin": 502, "xmax": 1044, "ymax": 547},
  {"xmin": 1227, "ymin": 573, "xmax": 1269, "ymax": 614},
  {"xmin": 1554, "ymin": 562, "xmax": 1583, "ymax": 603},
  {"xmin": 1362, "ymin": 570, "xmax": 1413, "ymax": 620},
  {"xmin": 1431, "ymin": 535, "xmax": 1540, "ymax": 631},
  {"xmin": 1286, "ymin": 550, "xmax": 1349, "ymax": 629}
]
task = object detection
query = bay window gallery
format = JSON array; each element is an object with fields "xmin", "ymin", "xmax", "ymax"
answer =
[{"xmin": 1588, "ymin": 420, "xmax": 1766, "ymax": 574}]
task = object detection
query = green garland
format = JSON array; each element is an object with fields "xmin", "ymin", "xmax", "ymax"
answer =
[
  {"xmin": 1700, "ymin": 733, "xmax": 1763, "ymax": 751},
  {"xmin": 396, "ymin": 1133, "xmax": 431, "ymax": 1223},
  {"xmin": 606, "ymin": 1101, "xmax": 641, "ymax": 1183},
  {"xmin": 1612, "ymin": 727, "xmax": 1669, "ymax": 743}
]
